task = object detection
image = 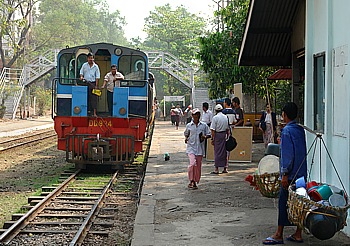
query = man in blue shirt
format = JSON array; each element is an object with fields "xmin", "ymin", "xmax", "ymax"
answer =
[
  {"xmin": 263, "ymin": 102, "xmax": 307, "ymax": 245},
  {"xmin": 80, "ymin": 53, "xmax": 100, "ymax": 117}
]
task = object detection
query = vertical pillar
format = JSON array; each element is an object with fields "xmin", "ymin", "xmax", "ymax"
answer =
[
  {"xmin": 23, "ymin": 87, "xmax": 27, "ymax": 119},
  {"xmin": 27, "ymin": 86, "xmax": 31, "ymax": 118}
]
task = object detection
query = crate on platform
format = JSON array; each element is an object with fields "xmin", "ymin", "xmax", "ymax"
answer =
[
  {"xmin": 253, "ymin": 172, "xmax": 280, "ymax": 198},
  {"xmin": 287, "ymin": 186, "xmax": 349, "ymax": 231}
]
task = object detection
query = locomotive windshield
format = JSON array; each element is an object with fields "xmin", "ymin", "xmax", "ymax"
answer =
[
  {"xmin": 58, "ymin": 54, "xmax": 76, "ymax": 84},
  {"xmin": 119, "ymin": 56, "xmax": 146, "ymax": 79}
]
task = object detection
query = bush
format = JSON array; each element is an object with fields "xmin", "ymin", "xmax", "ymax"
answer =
[{"xmin": 35, "ymin": 88, "xmax": 51, "ymax": 116}]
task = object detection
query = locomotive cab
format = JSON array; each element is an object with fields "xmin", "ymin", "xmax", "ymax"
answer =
[{"xmin": 52, "ymin": 43, "xmax": 153, "ymax": 169}]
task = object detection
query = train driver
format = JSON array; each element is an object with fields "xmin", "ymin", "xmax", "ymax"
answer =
[{"xmin": 79, "ymin": 53, "xmax": 100, "ymax": 117}]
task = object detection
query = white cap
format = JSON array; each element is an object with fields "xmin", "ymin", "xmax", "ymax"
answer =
[
  {"xmin": 191, "ymin": 108, "xmax": 200, "ymax": 115},
  {"xmin": 215, "ymin": 104, "xmax": 223, "ymax": 111}
]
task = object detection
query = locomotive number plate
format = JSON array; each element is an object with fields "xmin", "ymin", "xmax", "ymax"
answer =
[{"xmin": 88, "ymin": 119, "xmax": 113, "ymax": 127}]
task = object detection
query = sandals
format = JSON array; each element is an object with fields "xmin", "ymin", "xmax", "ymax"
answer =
[
  {"xmin": 210, "ymin": 171, "xmax": 219, "ymax": 174},
  {"xmin": 188, "ymin": 181, "xmax": 198, "ymax": 189},
  {"xmin": 262, "ymin": 237, "xmax": 284, "ymax": 245},
  {"xmin": 286, "ymin": 235, "xmax": 303, "ymax": 243}
]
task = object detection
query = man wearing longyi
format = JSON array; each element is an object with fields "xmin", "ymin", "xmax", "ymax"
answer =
[{"xmin": 263, "ymin": 102, "xmax": 307, "ymax": 245}]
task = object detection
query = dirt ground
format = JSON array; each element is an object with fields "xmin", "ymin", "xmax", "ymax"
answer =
[
  {"xmin": 132, "ymin": 120, "xmax": 350, "ymax": 246},
  {"xmin": 0, "ymin": 131, "xmax": 141, "ymax": 244},
  {"xmin": 0, "ymin": 136, "xmax": 72, "ymax": 227}
]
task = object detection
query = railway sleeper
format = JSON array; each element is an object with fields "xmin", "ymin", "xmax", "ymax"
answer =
[
  {"xmin": 41, "ymin": 191, "xmax": 102, "ymax": 196},
  {"xmin": 42, "ymin": 187, "xmax": 105, "ymax": 191},
  {"xmin": 28, "ymin": 196, "xmax": 45, "ymax": 203},
  {"xmin": 3, "ymin": 221, "xmax": 113, "ymax": 229},
  {"xmin": 0, "ymin": 229, "xmax": 109, "ymax": 236}
]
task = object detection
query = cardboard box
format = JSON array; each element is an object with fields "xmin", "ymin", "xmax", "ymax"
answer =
[{"xmin": 207, "ymin": 127, "xmax": 253, "ymax": 162}]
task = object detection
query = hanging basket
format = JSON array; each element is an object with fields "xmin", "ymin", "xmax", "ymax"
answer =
[
  {"xmin": 287, "ymin": 186, "xmax": 349, "ymax": 232},
  {"xmin": 253, "ymin": 172, "xmax": 280, "ymax": 198}
]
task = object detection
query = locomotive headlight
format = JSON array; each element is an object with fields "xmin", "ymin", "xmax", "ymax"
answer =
[
  {"xmin": 115, "ymin": 48, "xmax": 122, "ymax": 56},
  {"xmin": 119, "ymin": 107, "xmax": 126, "ymax": 115},
  {"xmin": 73, "ymin": 106, "xmax": 81, "ymax": 114}
]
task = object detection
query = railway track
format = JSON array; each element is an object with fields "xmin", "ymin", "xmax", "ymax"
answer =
[
  {"xmin": 0, "ymin": 129, "xmax": 56, "ymax": 152},
  {"xmin": 0, "ymin": 165, "xmax": 143, "ymax": 245}
]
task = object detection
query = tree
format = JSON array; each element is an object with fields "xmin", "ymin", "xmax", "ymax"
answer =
[
  {"xmin": 31, "ymin": 0, "xmax": 128, "ymax": 52},
  {"xmin": 143, "ymin": 4, "xmax": 206, "ymax": 64},
  {"xmin": 142, "ymin": 4, "xmax": 207, "ymax": 103},
  {"xmin": 197, "ymin": 0, "xmax": 277, "ymax": 100},
  {"xmin": 0, "ymin": 0, "xmax": 36, "ymax": 68}
]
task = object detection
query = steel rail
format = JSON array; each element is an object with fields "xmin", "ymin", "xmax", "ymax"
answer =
[
  {"xmin": 70, "ymin": 170, "xmax": 119, "ymax": 245},
  {"xmin": 0, "ymin": 129, "xmax": 55, "ymax": 145},
  {"xmin": 0, "ymin": 133, "xmax": 56, "ymax": 152},
  {"xmin": 0, "ymin": 169, "xmax": 81, "ymax": 244}
]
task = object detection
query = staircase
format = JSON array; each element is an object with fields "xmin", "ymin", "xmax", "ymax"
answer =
[
  {"xmin": 23, "ymin": 49, "xmax": 59, "ymax": 86},
  {"xmin": 146, "ymin": 51, "xmax": 194, "ymax": 89},
  {"xmin": 0, "ymin": 68, "xmax": 24, "ymax": 119},
  {"xmin": 0, "ymin": 49, "xmax": 58, "ymax": 119}
]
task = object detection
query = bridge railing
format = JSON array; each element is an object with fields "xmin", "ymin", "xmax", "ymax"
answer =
[
  {"xmin": 23, "ymin": 49, "xmax": 59, "ymax": 86},
  {"xmin": 146, "ymin": 51, "xmax": 194, "ymax": 88}
]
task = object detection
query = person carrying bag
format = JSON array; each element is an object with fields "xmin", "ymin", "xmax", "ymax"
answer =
[{"xmin": 226, "ymin": 116, "xmax": 237, "ymax": 151}]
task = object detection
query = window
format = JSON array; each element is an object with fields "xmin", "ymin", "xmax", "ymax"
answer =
[
  {"xmin": 119, "ymin": 55, "xmax": 146, "ymax": 81},
  {"xmin": 314, "ymin": 54, "xmax": 325, "ymax": 133}
]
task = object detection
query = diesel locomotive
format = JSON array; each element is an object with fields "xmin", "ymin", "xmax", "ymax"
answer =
[{"xmin": 52, "ymin": 43, "xmax": 154, "ymax": 169}]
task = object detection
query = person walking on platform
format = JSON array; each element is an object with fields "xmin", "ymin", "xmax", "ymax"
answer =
[
  {"xmin": 170, "ymin": 105, "xmax": 176, "ymax": 125},
  {"xmin": 184, "ymin": 105, "xmax": 193, "ymax": 124},
  {"xmin": 201, "ymin": 102, "xmax": 213, "ymax": 158},
  {"xmin": 263, "ymin": 102, "xmax": 307, "ymax": 245},
  {"xmin": 184, "ymin": 108, "xmax": 211, "ymax": 189},
  {"xmin": 222, "ymin": 98, "xmax": 237, "ymax": 173},
  {"xmin": 210, "ymin": 104, "xmax": 230, "ymax": 174},
  {"xmin": 232, "ymin": 97, "xmax": 244, "ymax": 126},
  {"xmin": 259, "ymin": 103, "xmax": 277, "ymax": 148},
  {"xmin": 173, "ymin": 104, "xmax": 182, "ymax": 130},
  {"xmin": 201, "ymin": 102, "xmax": 213, "ymax": 127}
]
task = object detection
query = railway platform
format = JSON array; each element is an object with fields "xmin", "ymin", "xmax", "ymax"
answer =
[
  {"xmin": 0, "ymin": 116, "xmax": 53, "ymax": 137},
  {"xmin": 131, "ymin": 121, "xmax": 350, "ymax": 246}
]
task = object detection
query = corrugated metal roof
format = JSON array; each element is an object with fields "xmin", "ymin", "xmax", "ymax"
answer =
[
  {"xmin": 239, "ymin": 0, "xmax": 301, "ymax": 66},
  {"xmin": 268, "ymin": 69, "xmax": 292, "ymax": 80}
]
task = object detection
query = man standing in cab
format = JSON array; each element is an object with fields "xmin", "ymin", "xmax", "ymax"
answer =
[
  {"xmin": 101, "ymin": 64, "xmax": 124, "ymax": 116},
  {"xmin": 80, "ymin": 53, "xmax": 100, "ymax": 117}
]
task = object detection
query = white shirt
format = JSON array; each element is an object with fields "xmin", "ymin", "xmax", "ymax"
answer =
[
  {"xmin": 104, "ymin": 71, "xmax": 124, "ymax": 92},
  {"xmin": 265, "ymin": 112, "xmax": 272, "ymax": 124},
  {"xmin": 184, "ymin": 121, "xmax": 211, "ymax": 155},
  {"xmin": 210, "ymin": 112, "xmax": 229, "ymax": 132},
  {"xmin": 201, "ymin": 109, "xmax": 213, "ymax": 125},
  {"xmin": 79, "ymin": 62, "xmax": 100, "ymax": 82}
]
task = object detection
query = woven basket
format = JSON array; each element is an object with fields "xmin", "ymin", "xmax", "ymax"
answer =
[
  {"xmin": 287, "ymin": 186, "xmax": 349, "ymax": 230},
  {"xmin": 253, "ymin": 172, "xmax": 280, "ymax": 198}
]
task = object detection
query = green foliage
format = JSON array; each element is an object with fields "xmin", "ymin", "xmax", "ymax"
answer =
[
  {"xmin": 31, "ymin": 0, "xmax": 128, "ymax": 51},
  {"xmin": 0, "ymin": 0, "xmax": 35, "ymax": 68},
  {"xmin": 140, "ymin": 4, "xmax": 206, "ymax": 102},
  {"xmin": 197, "ymin": 0, "xmax": 279, "ymax": 100},
  {"xmin": 32, "ymin": 87, "xmax": 51, "ymax": 116},
  {"xmin": 0, "ymin": 88, "xmax": 11, "ymax": 118},
  {"xmin": 143, "ymin": 4, "xmax": 206, "ymax": 64}
]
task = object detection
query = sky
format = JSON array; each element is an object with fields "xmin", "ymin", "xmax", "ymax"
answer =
[{"xmin": 105, "ymin": 0, "xmax": 216, "ymax": 41}]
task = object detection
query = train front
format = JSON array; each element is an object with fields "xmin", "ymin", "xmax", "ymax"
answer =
[{"xmin": 52, "ymin": 43, "xmax": 153, "ymax": 169}]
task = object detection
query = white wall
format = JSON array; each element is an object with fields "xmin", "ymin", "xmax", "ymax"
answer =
[{"xmin": 305, "ymin": 0, "xmax": 350, "ymax": 236}]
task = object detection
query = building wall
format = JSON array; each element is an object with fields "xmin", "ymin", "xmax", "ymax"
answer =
[
  {"xmin": 305, "ymin": 0, "xmax": 350, "ymax": 235},
  {"xmin": 291, "ymin": 0, "xmax": 305, "ymax": 53}
]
